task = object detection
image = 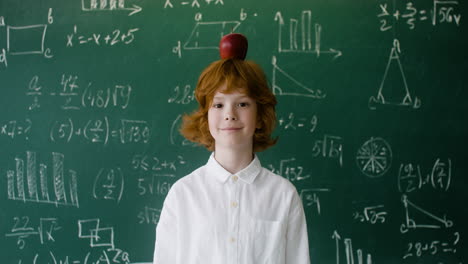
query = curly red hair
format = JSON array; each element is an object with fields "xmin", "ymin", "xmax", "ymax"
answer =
[{"xmin": 180, "ymin": 59, "xmax": 277, "ymax": 152}]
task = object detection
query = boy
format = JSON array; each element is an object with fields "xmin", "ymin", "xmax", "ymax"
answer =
[{"xmin": 153, "ymin": 58, "xmax": 310, "ymax": 264}]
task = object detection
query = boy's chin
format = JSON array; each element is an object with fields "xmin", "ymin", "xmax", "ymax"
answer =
[{"xmin": 215, "ymin": 141, "xmax": 253, "ymax": 151}]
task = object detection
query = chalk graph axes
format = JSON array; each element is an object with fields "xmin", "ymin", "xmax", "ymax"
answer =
[
  {"xmin": 332, "ymin": 231, "xmax": 373, "ymax": 264},
  {"xmin": 274, "ymin": 10, "xmax": 342, "ymax": 59},
  {"xmin": 271, "ymin": 10, "xmax": 341, "ymax": 99}
]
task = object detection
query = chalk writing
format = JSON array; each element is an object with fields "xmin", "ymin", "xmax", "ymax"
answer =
[
  {"xmin": 138, "ymin": 178, "xmax": 173, "ymax": 197},
  {"xmin": 18, "ymin": 249, "xmax": 130, "ymax": 264},
  {"xmin": 0, "ymin": 48, "xmax": 6, "ymax": 68},
  {"xmin": 403, "ymin": 232, "xmax": 460, "ymax": 259},
  {"xmin": 267, "ymin": 157, "xmax": 311, "ymax": 182},
  {"xmin": 311, "ymin": 134, "xmax": 343, "ymax": 167},
  {"xmin": 0, "ymin": 119, "xmax": 32, "ymax": 140},
  {"xmin": 137, "ymin": 206, "xmax": 161, "ymax": 225},
  {"xmin": 132, "ymin": 155, "xmax": 185, "ymax": 197},
  {"xmin": 352, "ymin": 204, "xmax": 387, "ymax": 224},
  {"xmin": 26, "ymin": 75, "xmax": 132, "ymax": 111},
  {"xmin": 66, "ymin": 25, "xmax": 139, "ymax": 47},
  {"xmin": 300, "ymin": 188, "xmax": 331, "ymax": 215},
  {"xmin": 0, "ymin": 2, "xmax": 465, "ymax": 264},
  {"xmin": 398, "ymin": 158, "xmax": 452, "ymax": 193},
  {"xmin": 170, "ymin": 114, "xmax": 198, "ymax": 147},
  {"xmin": 5, "ymin": 217, "xmax": 61, "ymax": 249},
  {"xmin": 277, "ymin": 113, "xmax": 318, "ymax": 133},
  {"xmin": 377, "ymin": 0, "xmax": 461, "ymax": 31},
  {"xmin": 164, "ymin": 0, "xmax": 225, "ymax": 9},
  {"xmin": 131, "ymin": 154, "xmax": 186, "ymax": 173},
  {"xmin": 50, "ymin": 117, "xmax": 151, "ymax": 145},
  {"xmin": 82, "ymin": 83, "xmax": 132, "ymax": 110},
  {"xmin": 168, "ymin": 84, "xmax": 195, "ymax": 104},
  {"xmin": 93, "ymin": 168, "xmax": 125, "ymax": 203}
]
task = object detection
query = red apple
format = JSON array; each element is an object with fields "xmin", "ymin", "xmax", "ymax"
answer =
[{"xmin": 219, "ymin": 33, "xmax": 248, "ymax": 60}]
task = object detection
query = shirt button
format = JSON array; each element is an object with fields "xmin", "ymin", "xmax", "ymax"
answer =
[
  {"xmin": 232, "ymin": 175, "xmax": 238, "ymax": 182},
  {"xmin": 230, "ymin": 237, "xmax": 236, "ymax": 243},
  {"xmin": 231, "ymin": 201, "xmax": 238, "ymax": 208}
]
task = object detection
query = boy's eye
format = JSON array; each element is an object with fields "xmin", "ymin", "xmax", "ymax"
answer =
[
  {"xmin": 213, "ymin": 103, "xmax": 223, "ymax": 108},
  {"xmin": 238, "ymin": 102, "xmax": 249, "ymax": 107}
]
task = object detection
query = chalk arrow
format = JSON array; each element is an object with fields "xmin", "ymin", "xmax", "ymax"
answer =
[
  {"xmin": 126, "ymin": 5, "xmax": 142, "ymax": 16},
  {"xmin": 332, "ymin": 231, "xmax": 342, "ymax": 264},
  {"xmin": 329, "ymin": 48, "xmax": 342, "ymax": 60}
]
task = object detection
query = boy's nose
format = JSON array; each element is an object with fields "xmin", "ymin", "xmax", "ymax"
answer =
[
  {"xmin": 224, "ymin": 114, "xmax": 237, "ymax": 121},
  {"xmin": 224, "ymin": 107, "xmax": 237, "ymax": 121}
]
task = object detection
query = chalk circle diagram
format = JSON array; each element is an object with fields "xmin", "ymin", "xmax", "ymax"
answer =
[{"xmin": 356, "ymin": 137, "xmax": 392, "ymax": 178}]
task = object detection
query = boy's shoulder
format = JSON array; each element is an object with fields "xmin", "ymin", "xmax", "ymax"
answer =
[
  {"xmin": 167, "ymin": 165, "xmax": 207, "ymax": 191},
  {"xmin": 259, "ymin": 167, "xmax": 299, "ymax": 193},
  {"xmin": 169, "ymin": 162, "xmax": 299, "ymax": 195}
]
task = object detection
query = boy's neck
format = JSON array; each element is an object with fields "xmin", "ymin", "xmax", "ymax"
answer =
[{"xmin": 214, "ymin": 147, "xmax": 254, "ymax": 174}]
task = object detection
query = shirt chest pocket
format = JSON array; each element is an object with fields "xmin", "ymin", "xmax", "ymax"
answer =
[
  {"xmin": 252, "ymin": 218, "xmax": 284, "ymax": 235},
  {"xmin": 243, "ymin": 218, "xmax": 286, "ymax": 263}
]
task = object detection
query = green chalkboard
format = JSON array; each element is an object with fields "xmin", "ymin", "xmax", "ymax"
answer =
[{"xmin": 1, "ymin": 0, "xmax": 467, "ymax": 263}]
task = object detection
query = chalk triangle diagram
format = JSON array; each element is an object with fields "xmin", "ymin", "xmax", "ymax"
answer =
[
  {"xmin": 380, "ymin": 45, "xmax": 410, "ymax": 104},
  {"xmin": 184, "ymin": 21, "xmax": 240, "ymax": 50},
  {"xmin": 271, "ymin": 56, "xmax": 325, "ymax": 99},
  {"xmin": 401, "ymin": 194, "xmax": 453, "ymax": 231},
  {"xmin": 370, "ymin": 39, "xmax": 420, "ymax": 109}
]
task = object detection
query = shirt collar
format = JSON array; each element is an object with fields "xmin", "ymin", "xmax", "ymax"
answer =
[{"xmin": 206, "ymin": 153, "xmax": 262, "ymax": 184}]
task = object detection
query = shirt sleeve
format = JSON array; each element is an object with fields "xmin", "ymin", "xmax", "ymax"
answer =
[
  {"xmin": 153, "ymin": 188, "xmax": 178, "ymax": 264},
  {"xmin": 285, "ymin": 189, "xmax": 311, "ymax": 264}
]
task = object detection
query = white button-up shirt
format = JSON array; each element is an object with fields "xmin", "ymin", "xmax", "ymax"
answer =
[{"xmin": 153, "ymin": 154, "xmax": 310, "ymax": 264}]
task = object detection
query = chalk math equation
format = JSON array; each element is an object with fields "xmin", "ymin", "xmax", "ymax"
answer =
[{"xmin": 1, "ymin": 0, "xmax": 465, "ymax": 264}]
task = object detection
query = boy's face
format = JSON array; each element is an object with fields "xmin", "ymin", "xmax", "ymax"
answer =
[{"xmin": 208, "ymin": 84, "xmax": 258, "ymax": 152}]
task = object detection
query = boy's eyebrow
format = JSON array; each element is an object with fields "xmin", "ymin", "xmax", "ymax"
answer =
[{"xmin": 213, "ymin": 95, "xmax": 251, "ymax": 100}]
